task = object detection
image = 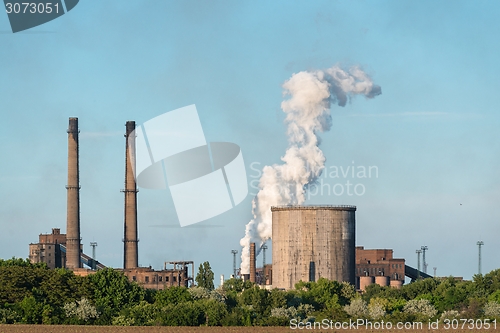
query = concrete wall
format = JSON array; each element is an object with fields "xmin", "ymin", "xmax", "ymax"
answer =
[{"xmin": 272, "ymin": 205, "xmax": 356, "ymax": 290}]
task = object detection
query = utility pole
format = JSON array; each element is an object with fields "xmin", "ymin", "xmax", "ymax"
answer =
[
  {"xmin": 421, "ymin": 246, "xmax": 428, "ymax": 274},
  {"xmin": 416, "ymin": 249, "xmax": 422, "ymax": 279},
  {"xmin": 477, "ymin": 241, "xmax": 484, "ymax": 275},
  {"xmin": 433, "ymin": 267, "xmax": 437, "ymax": 278},
  {"xmin": 231, "ymin": 250, "xmax": 238, "ymax": 278},
  {"xmin": 90, "ymin": 242, "xmax": 98, "ymax": 270}
]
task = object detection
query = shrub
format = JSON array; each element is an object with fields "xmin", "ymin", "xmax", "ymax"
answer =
[
  {"xmin": 484, "ymin": 301, "xmax": 500, "ymax": 318},
  {"xmin": 64, "ymin": 298, "xmax": 99, "ymax": 323},
  {"xmin": 344, "ymin": 298, "xmax": 368, "ymax": 318},
  {"xmin": 403, "ymin": 299, "xmax": 437, "ymax": 319}
]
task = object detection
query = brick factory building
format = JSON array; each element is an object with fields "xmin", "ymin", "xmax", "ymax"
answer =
[
  {"xmin": 356, "ymin": 246, "xmax": 405, "ymax": 290},
  {"xmin": 121, "ymin": 262, "xmax": 194, "ymax": 290},
  {"xmin": 29, "ymin": 228, "xmax": 67, "ymax": 269}
]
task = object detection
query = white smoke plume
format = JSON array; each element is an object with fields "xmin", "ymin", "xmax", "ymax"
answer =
[{"xmin": 239, "ymin": 65, "xmax": 381, "ymax": 274}]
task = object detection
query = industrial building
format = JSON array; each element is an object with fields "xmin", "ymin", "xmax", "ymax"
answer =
[
  {"xmin": 356, "ymin": 246, "xmax": 405, "ymax": 290},
  {"xmin": 28, "ymin": 117, "xmax": 433, "ymax": 291},
  {"xmin": 271, "ymin": 205, "xmax": 356, "ymax": 290},
  {"xmin": 248, "ymin": 244, "xmax": 422, "ymax": 291},
  {"xmin": 29, "ymin": 229, "xmax": 67, "ymax": 269},
  {"xmin": 28, "ymin": 118, "xmax": 193, "ymax": 289},
  {"xmin": 120, "ymin": 262, "xmax": 194, "ymax": 290},
  {"xmin": 29, "ymin": 228, "xmax": 105, "ymax": 270}
]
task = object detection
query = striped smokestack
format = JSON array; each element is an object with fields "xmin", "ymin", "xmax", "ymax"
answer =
[
  {"xmin": 250, "ymin": 242, "xmax": 256, "ymax": 283},
  {"xmin": 66, "ymin": 117, "xmax": 81, "ymax": 269},
  {"xmin": 123, "ymin": 121, "xmax": 138, "ymax": 269}
]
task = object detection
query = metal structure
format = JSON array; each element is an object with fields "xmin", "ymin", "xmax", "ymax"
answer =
[
  {"xmin": 90, "ymin": 242, "xmax": 98, "ymax": 270},
  {"xmin": 416, "ymin": 249, "xmax": 422, "ymax": 279},
  {"xmin": 231, "ymin": 250, "xmax": 238, "ymax": 278},
  {"xmin": 404, "ymin": 264, "xmax": 432, "ymax": 281},
  {"xmin": 477, "ymin": 240, "xmax": 484, "ymax": 275},
  {"xmin": 123, "ymin": 121, "xmax": 139, "ymax": 269},
  {"xmin": 59, "ymin": 244, "xmax": 106, "ymax": 270},
  {"xmin": 66, "ymin": 118, "xmax": 81, "ymax": 270},
  {"xmin": 433, "ymin": 267, "xmax": 437, "ymax": 278},
  {"xmin": 164, "ymin": 261, "xmax": 195, "ymax": 286},
  {"xmin": 272, "ymin": 205, "xmax": 356, "ymax": 289},
  {"xmin": 421, "ymin": 245, "xmax": 428, "ymax": 274}
]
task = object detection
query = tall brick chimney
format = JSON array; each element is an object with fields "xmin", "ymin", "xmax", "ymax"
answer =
[
  {"xmin": 250, "ymin": 242, "xmax": 256, "ymax": 283},
  {"xmin": 123, "ymin": 121, "xmax": 138, "ymax": 269},
  {"xmin": 66, "ymin": 117, "xmax": 81, "ymax": 269}
]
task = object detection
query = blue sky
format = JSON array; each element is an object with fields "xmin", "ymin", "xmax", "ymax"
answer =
[{"xmin": 1, "ymin": 0, "xmax": 499, "ymax": 283}]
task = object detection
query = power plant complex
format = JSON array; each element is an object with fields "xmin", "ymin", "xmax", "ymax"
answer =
[
  {"xmin": 29, "ymin": 118, "xmax": 194, "ymax": 288},
  {"xmin": 29, "ymin": 117, "xmax": 429, "ymax": 291}
]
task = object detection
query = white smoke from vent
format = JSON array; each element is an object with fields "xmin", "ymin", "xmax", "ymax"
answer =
[{"xmin": 239, "ymin": 65, "xmax": 381, "ymax": 274}]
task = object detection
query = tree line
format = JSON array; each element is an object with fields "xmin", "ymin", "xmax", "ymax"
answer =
[{"xmin": 1, "ymin": 257, "xmax": 500, "ymax": 326}]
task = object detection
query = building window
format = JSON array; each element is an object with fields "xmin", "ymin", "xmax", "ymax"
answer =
[
  {"xmin": 48, "ymin": 253, "xmax": 51, "ymax": 256},
  {"xmin": 173, "ymin": 276, "xmax": 177, "ymax": 282},
  {"xmin": 166, "ymin": 276, "xmax": 169, "ymax": 282},
  {"xmin": 145, "ymin": 276, "xmax": 149, "ymax": 283},
  {"xmin": 159, "ymin": 276, "xmax": 163, "ymax": 282},
  {"xmin": 48, "ymin": 260, "xmax": 51, "ymax": 263},
  {"xmin": 132, "ymin": 276, "xmax": 136, "ymax": 281},
  {"xmin": 48, "ymin": 246, "xmax": 51, "ymax": 249}
]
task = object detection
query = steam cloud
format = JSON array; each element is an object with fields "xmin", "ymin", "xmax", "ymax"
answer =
[{"xmin": 239, "ymin": 65, "xmax": 381, "ymax": 274}]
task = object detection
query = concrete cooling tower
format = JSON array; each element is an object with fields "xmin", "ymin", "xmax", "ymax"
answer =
[{"xmin": 271, "ymin": 205, "xmax": 356, "ymax": 289}]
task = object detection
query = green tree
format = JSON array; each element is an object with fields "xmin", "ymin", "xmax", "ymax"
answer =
[
  {"xmin": 87, "ymin": 268, "xmax": 145, "ymax": 324},
  {"xmin": 114, "ymin": 301, "xmax": 160, "ymax": 326},
  {"xmin": 197, "ymin": 298, "xmax": 228, "ymax": 326},
  {"xmin": 196, "ymin": 261, "xmax": 215, "ymax": 291},
  {"xmin": 295, "ymin": 278, "xmax": 349, "ymax": 310},
  {"xmin": 268, "ymin": 288, "xmax": 287, "ymax": 310},
  {"xmin": 0, "ymin": 257, "xmax": 47, "ymax": 268},
  {"xmin": 239, "ymin": 285, "xmax": 269, "ymax": 314},
  {"xmin": 17, "ymin": 295, "xmax": 44, "ymax": 324},
  {"xmin": 158, "ymin": 302, "xmax": 204, "ymax": 326},
  {"xmin": 223, "ymin": 278, "xmax": 245, "ymax": 292},
  {"xmin": 155, "ymin": 286, "xmax": 192, "ymax": 306}
]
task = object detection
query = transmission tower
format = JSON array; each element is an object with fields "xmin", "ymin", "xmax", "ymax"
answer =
[
  {"xmin": 416, "ymin": 249, "xmax": 422, "ymax": 279},
  {"xmin": 421, "ymin": 246, "xmax": 428, "ymax": 274},
  {"xmin": 90, "ymin": 242, "xmax": 98, "ymax": 270},
  {"xmin": 231, "ymin": 250, "xmax": 238, "ymax": 278},
  {"xmin": 477, "ymin": 241, "xmax": 484, "ymax": 275}
]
